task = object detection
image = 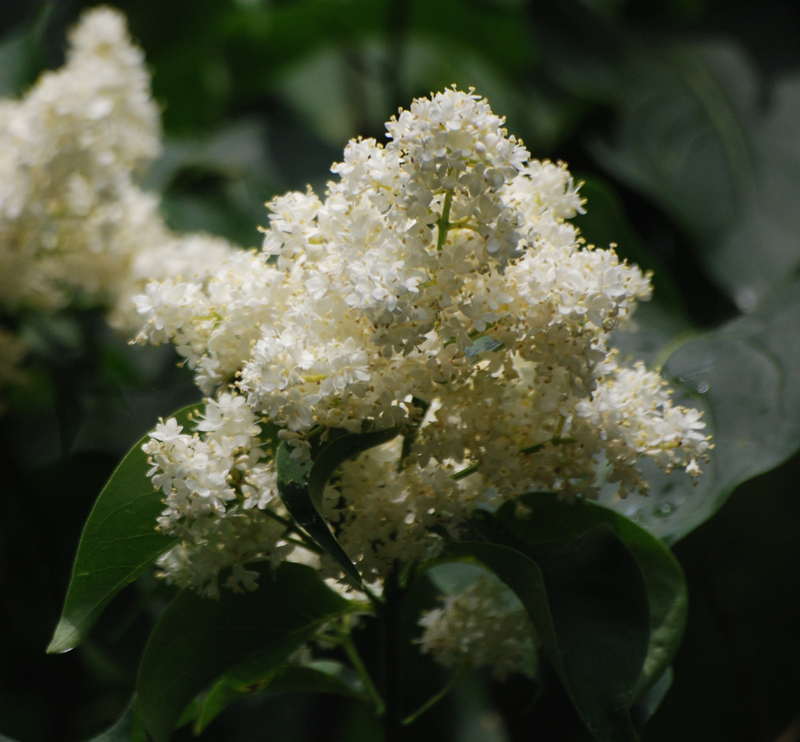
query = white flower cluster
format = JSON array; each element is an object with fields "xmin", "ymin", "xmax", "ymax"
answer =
[
  {"xmin": 0, "ymin": 6, "xmax": 160, "ymax": 312},
  {"xmin": 142, "ymin": 393, "xmax": 292, "ymax": 598},
  {"xmin": 417, "ymin": 574, "xmax": 538, "ymax": 681},
  {"xmin": 138, "ymin": 87, "xmax": 710, "ymax": 593},
  {"xmin": 0, "ymin": 7, "xmax": 239, "ymax": 406}
]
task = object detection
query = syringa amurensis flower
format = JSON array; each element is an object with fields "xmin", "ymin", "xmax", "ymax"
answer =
[
  {"xmin": 138, "ymin": 87, "xmax": 710, "ymax": 596},
  {"xmin": 0, "ymin": 6, "xmax": 160, "ymax": 312}
]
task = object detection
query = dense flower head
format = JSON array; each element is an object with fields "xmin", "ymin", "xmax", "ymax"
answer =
[
  {"xmin": 138, "ymin": 87, "xmax": 710, "ymax": 603},
  {"xmin": 0, "ymin": 6, "xmax": 160, "ymax": 312}
]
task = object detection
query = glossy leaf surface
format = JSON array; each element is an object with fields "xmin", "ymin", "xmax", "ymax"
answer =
[
  {"xmin": 137, "ymin": 562, "xmax": 352, "ymax": 742},
  {"xmin": 276, "ymin": 426, "xmax": 400, "ymax": 585},
  {"xmin": 603, "ymin": 279, "xmax": 800, "ymax": 542},
  {"xmin": 47, "ymin": 403, "xmax": 201, "ymax": 654}
]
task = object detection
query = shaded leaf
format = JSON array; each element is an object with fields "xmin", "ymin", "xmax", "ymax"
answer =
[
  {"xmin": 604, "ymin": 278, "xmax": 800, "ymax": 542},
  {"xmin": 450, "ymin": 528, "xmax": 649, "ymax": 742},
  {"xmin": 593, "ymin": 42, "xmax": 800, "ymax": 308},
  {"xmin": 137, "ymin": 562, "xmax": 353, "ymax": 742},
  {"xmin": 47, "ymin": 402, "xmax": 202, "ymax": 654},
  {"xmin": 195, "ymin": 660, "xmax": 365, "ymax": 733},
  {"xmin": 630, "ymin": 668, "xmax": 673, "ymax": 732},
  {"xmin": 493, "ymin": 493, "xmax": 687, "ymax": 699},
  {"xmin": 81, "ymin": 697, "xmax": 147, "ymax": 742},
  {"xmin": 276, "ymin": 426, "xmax": 400, "ymax": 585}
]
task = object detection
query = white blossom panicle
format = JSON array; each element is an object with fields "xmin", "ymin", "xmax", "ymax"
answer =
[
  {"xmin": 135, "ymin": 87, "xmax": 710, "ymax": 597},
  {"xmin": 417, "ymin": 575, "xmax": 538, "ymax": 681},
  {"xmin": 0, "ymin": 7, "xmax": 239, "ymax": 320}
]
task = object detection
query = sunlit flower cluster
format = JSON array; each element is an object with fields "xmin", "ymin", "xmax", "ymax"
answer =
[{"xmin": 139, "ymin": 87, "xmax": 710, "ymax": 609}]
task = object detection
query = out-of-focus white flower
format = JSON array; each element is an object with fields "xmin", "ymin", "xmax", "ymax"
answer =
[
  {"xmin": 418, "ymin": 574, "xmax": 538, "ymax": 681},
  {"xmin": 0, "ymin": 7, "xmax": 242, "ymax": 410},
  {"xmin": 0, "ymin": 7, "xmax": 162, "ymax": 312}
]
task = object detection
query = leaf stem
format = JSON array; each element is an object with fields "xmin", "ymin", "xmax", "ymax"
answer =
[
  {"xmin": 436, "ymin": 190, "xmax": 454, "ymax": 251},
  {"xmin": 402, "ymin": 664, "xmax": 464, "ymax": 725},
  {"xmin": 342, "ymin": 630, "xmax": 385, "ymax": 716}
]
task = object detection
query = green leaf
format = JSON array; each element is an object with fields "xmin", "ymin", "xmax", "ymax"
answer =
[
  {"xmin": 276, "ymin": 426, "xmax": 400, "ymax": 585},
  {"xmin": 47, "ymin": 402, "xmax": 202, "ymax": 654},
  {"xmin": 137, "ymin": 562, "xmax": 353, "ymax": 742},
  {"xmin": 493, "ymin": 493, "xmax": 688, "ymax": 699},
  {"xmin": 81, "ymin": 697, "xmax": 148, "ymax": 742},
  {"xmin": 630, "ymin": 668, "xmax": 673, "ymax": 731},
  {"xmin": 194, "ymin": 660, "xmax": 365, "ymax": 733},
  {"xmin": 592, "ymin": 42, "xmax": 800, "ymax": 308},
  {"xmin": 449, "ymin": 532, "xmax": 647, "ymax": 742},
  {"xmin": 465, "ymin": 335, "xmax": 505, "ymax": 360},
  {"xmin": 603, "ymin": 278, "xmax": 800, "ymax": 543}
]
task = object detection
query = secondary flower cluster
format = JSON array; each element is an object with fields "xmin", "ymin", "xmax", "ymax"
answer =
[
  {"xmin": 0, "ymin": 8, "xmax": 238, "ymax": 398},
  {"xmin": 417, "ymin": 574, "xmax": 538, "ymax": 681},
  {"xmin": 137, "ymin": 87, "xmax": 710, "ymax": 672}
]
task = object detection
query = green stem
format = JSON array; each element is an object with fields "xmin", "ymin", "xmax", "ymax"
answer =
[
  {"xmin": 342, "ymin": 632, "xmax": 385, "ymax": 716},
  {"xmin": 402, "ymin": 665, "xmax": 464, "ymax": 726},
  {"xmin": 520, "ymin": 436, "xmax": 577, "ymax": 456},
  {"xmin": 436, "ymin": 190, "xmax": 454, "ymax": 251},
  {"xmin": 381, "ymin": 567, "xmax": 407, "ymax": 742},
  {"xmin": 262, "ymin": 508, "xmax": 324, "ymax": 554},
  {"xmin": 451, "ymin": 461, "xmax": 480, "ymax": 481}
]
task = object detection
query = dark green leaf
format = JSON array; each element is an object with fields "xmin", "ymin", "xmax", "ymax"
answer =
[
  {"xmin": 81, "ymin": 697, "xmax": 147, "ymax": 742},
  {"xmin": 137, "ymin": 562, "xmax": 352, "ymax": 742},
  {"xmin": 276, "ymin": 426, "xmax": 400, "ymax": 585},
  {"xmin": 450, "ymin": 528, "xmax": 649, "ymax": 742},
  {"xmin": 494, "ymin": 493, "xmax": 688, "ymax": 698},
  {"xmin": 194, "ymin": 660, "xmax": 365, "ymax": 733},
  {"xmin": 630, "ymin": 668, "xmax": 673, "ymax": 731},
  {"xmin": 47, "ymin": 402, "xmax": 202, "ymax": 654},
  {"xmin": 592, "ymin": 42, "xmax": 800, "ymax": 307},
  {"xmin": 602, "ymin": 278, "xmax": 800, "ymax": 542}
]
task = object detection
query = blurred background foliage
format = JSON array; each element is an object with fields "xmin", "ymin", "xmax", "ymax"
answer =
[{"xmin": 1, "ymin": 0, "xmax": 799, "ymax": 740}]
